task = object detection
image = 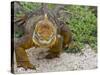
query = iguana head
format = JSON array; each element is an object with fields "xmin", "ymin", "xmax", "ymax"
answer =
[{"xmin": 32, "ymin": 14, "xmax": 57, "ymax": 47}]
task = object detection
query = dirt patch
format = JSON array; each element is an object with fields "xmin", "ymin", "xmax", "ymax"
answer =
[{"xmin": 14, "ymin": 45, "xmax": 97, "ymax": 74}]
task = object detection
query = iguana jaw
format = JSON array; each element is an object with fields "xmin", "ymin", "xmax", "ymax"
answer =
[{"xmin": 32, "ymin": 32, "xmax": 56, "ymax": 47}]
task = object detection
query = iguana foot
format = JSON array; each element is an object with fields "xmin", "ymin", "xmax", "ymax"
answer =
[{"xmin": 17, "ymin": 61, "xmax": 36, "ymax": 70}]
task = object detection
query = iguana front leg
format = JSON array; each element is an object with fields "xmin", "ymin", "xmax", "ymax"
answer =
[
  {"xmin": 45, "ymin": 35, "xmax": 63, "ymax": 59},
  {"xmin": 15, "ymin": 35, "xmax": 36, "ymax": 70}
]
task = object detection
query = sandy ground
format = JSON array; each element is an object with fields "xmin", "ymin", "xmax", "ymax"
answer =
[{"xmin": 14, "ymin": 45, "xmax": 97, "ymax": 74}]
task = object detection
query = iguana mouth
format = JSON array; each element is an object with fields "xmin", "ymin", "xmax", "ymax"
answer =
[{"xmin": 32, "ymin": 31, "xmax": 56, "ymax": 47}]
